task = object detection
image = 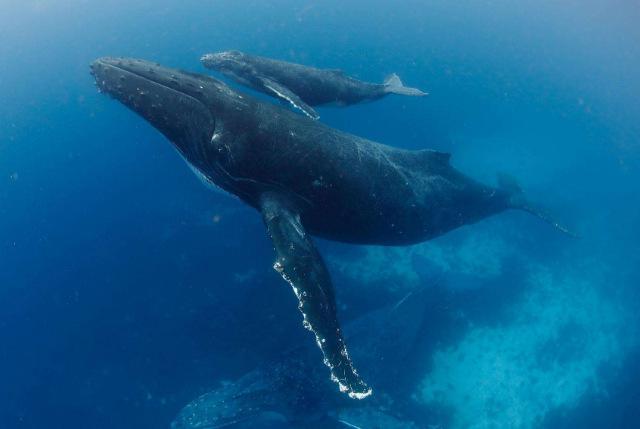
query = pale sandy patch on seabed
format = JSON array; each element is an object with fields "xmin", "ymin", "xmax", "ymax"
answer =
[{"xmin": 419, "ymin": 263, "xmax": 638, "ymax": 429}]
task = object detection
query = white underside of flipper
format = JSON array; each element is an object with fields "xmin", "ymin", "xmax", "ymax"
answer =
[{"xmin": 260, "ymin": 77, "xmax": 320, "ymax": 120}]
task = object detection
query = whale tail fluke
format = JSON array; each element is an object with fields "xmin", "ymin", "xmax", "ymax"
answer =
[
  {"xmin": 383, "ymin": 73, "xmax": 428, "ymax": 96},
  {"xmin": 498, "ymin": 173, "xmax": 579, "ymax": 238}
]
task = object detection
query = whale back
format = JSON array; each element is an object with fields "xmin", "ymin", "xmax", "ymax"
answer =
[
  {"xmin": 414, "ymin": 148, "xmax": 451, "ymax": 166},
  {"xmin": 388, "ymin": 148, "xmax": 452, "ymax": 175}
]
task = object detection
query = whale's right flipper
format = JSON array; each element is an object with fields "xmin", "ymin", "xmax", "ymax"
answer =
[
  {"xmin": 259, "ymin": 192, "xmax": 371, "ymax": 400},
  {"xmin": 259, "ymin": 77, "xmax": 320, "ymax": 120}
]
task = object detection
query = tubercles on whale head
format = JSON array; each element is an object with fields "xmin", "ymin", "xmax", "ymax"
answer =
[
  {"xmin": 90, "ymin": 57, "xmax": 248, "ymax": 192},
  {"xmin": 91, "ymin": 57, "xmax": 217, "ymax": 159}
]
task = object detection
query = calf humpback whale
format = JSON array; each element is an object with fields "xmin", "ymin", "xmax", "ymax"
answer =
[
  {"xmin": 201, "ymin": 50, "xmax": 427, "ymax": 120},
  {"xmin": 90, "ymin": 57, "xmax": 572, "ymax": 400}
]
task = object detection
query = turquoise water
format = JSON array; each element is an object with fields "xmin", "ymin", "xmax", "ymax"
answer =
[{"xmin": 1, "ymin": 1, "xmax": 639, "ymax": 427}]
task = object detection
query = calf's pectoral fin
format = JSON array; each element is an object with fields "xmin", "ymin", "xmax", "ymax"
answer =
[
  {"xmin": 259, "ymin": 77, "xmax": 320, "ymax": 120},
  {"xmin": 259, "ymin": 192, "xmax": 372, "ymax": 400}
]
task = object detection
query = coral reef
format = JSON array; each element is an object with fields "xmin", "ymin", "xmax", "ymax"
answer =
[{"xmin": 419, "ymin": 264, "xmax": 637, "ymax": 429}]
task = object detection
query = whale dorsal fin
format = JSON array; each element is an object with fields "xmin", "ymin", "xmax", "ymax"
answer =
[
  {"xmin": 259, "ymin": 77, "xmax": 320, "ymax": 120},
  {"xmin": 259, "ymin": 191, "xmax": 371, "ymax": 400}
]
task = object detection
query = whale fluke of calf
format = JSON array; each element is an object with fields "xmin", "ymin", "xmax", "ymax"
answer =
[
  {"xmin": 384, "ymin": 73, "xmax": 427, "ymax": 96},
  {"xmin": 90, "ymin": 57, "xmax": 575, "ymax": 400},
  {"xmin": 200, "ymin": 50, "xmax": 427, "ymax": 119}
]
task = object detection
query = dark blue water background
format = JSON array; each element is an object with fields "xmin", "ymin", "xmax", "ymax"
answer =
[{"xmin": 1, "ymin": 1, "xmax": 638, "ymax": 427}]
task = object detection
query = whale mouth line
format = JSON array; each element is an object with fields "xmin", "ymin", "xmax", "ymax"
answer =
[
  {"xmin": 91, "ymin": 58, "xmax": 214, "ymax": 138},
  {"xmin": 92, "ymin": 58, "xmax": 199, "ymax": 101}
]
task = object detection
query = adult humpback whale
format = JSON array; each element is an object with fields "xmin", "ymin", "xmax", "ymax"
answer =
[
  {"xmin": 171, "ymin": 290, "xmax": 434, "ymax": 429},
  {"xmin": 200, "ymin": 50, "xmax": 427, "ymax": 119},
  {"xmin": 90, "ymin": 57, "xmax": 572, "ymax": 400}
]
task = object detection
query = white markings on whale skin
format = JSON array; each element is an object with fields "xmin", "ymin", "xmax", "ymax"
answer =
[
  {"xmin": 263, "ymin": 82, "xmax": 320, "ymax": 120},
  {"xmin": 210, "ymin": 132, "xmax": 222, "ymax": 143},
  {"xmin": 348, "ymin": 135, "xmax": 419, "ymax": 200},
  {"xmin": 339, "ymin": 420, "xmax": 365, "ymax": 429},
  {"xmin": 273, "ymin": 258, "xmax": 372, "ymax": 401}
]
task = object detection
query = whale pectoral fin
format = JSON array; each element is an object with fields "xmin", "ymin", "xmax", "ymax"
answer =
[
  {"xmin": 259, "ymin": 192, "xmax": 371, "ymax": 400},
  {"xmin": 259, "ymin": 77, "xmax": 320, "ymax": 120}
]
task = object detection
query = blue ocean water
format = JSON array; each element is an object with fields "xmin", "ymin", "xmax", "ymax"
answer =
[{"xmin": 1, "ymin": 0, "xmax": 639, "ymax": 428}]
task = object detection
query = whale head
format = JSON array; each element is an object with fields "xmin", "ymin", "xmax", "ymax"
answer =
[
  {"xmin": 90, "ymin": 57, "xmax": 251, "ymax": 196},
  {"xmin": 200, "ymin": 50, "xmax": 246, "ymax": 71},
  {"xmin": 200, "ymin": 51, "xmax": 258, "ymax": 84}
]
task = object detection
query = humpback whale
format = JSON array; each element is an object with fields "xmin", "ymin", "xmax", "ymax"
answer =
[
  {"xmin": 200, "ymin": 50, "xmax": 427, "ymax": 119},
  {"xmin": 171, "ymin": 290, "xmax": 434, "ymax": 429},
  {"xmin": 90, "ymin": 57, "xmax": 572, "ymax": 400}
]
